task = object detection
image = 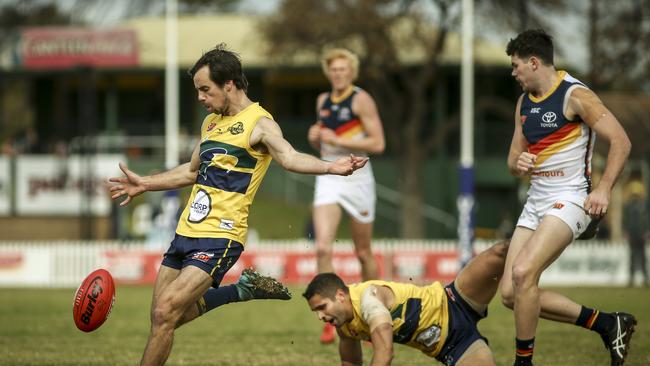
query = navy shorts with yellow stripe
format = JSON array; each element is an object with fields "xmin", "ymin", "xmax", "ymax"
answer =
[
  {"xmin": 435, "ymin": 281, "xmax": 488, "ymax": 366},
  {"xmin": 161, "ymin": 234, "xmax": 243, "ymax": 288}
]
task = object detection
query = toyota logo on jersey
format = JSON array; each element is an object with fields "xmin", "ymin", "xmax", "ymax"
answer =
[{"xmin": 542, "ymin": 111, "xmax": 557, "ymax": 123}]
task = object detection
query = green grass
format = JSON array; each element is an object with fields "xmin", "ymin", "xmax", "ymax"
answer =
[{"xmin": 0, "ymin": 286, "xmax": 648, "ymax": 365}]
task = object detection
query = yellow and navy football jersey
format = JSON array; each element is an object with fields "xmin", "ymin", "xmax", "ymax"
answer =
[
  {"xmin": 520, "ymin": 71, "xmax": 595, "ymax": 203},
  {"xmin": 175, "ymin": 103, "xmax": 273, "ymax": 244},
  {"xmin": 339, "ymin": 280, "xmax": 449, "ymax": 357}
]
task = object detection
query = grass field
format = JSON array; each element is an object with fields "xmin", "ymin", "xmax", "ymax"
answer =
[{"xmin": 1, "ymin": 285, "xmax": 648, "ymax": 365}]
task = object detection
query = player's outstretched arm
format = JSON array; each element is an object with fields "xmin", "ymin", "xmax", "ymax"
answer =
[
  {"xmin": 108, "ymin": 143, "xmax": 200, "ymax": 206},
  {"xmin": 253, "ymin": 117, "xmax": 368, "ymax": 176}
]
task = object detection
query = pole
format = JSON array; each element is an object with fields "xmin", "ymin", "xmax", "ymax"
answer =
[
  {"xmin": 458, "ymin": 0, "xmax": 475, "ymax": 268},
  {"xmin": 165, "ymin": 0, "xmax": 179, "ymax": 169}
]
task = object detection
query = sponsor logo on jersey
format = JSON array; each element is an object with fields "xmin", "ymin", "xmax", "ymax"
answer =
[
  {"xmin": 338, "ymin": 107, "xmax": 351, "ymax": 121},
  {"xmin": 220, "ymin": 219, "xmax": 234, "ymax": 230},
  {"xmin": 229, "ymin": 122, "xmax": 244, "ymax": 135},
  {"xmin": 192, "ymin": 251, "xmax": 214, "ymax": 262},
  {"xmin": 553, "ymin": 202, "xmax": 565, "ymax": 210},
  {"xmin": 319, "ymin": 109, "xmax": 331, "ymax": 118},
  {"xmin": 206, "ymin": 122, "xmax": 217, "ymax": 131},
  {"xmin": 532, "ymin": 170, "xmax": 565, "ymax": 177},
  {"xmin": 530, "ymin": 107, "xmax": 541, "ymax": 113},
  {"xmin": 188, "ymin": 189, "xmax": 211, "ymax": 223},
  {"xmin": 542, "ymin": 111, "xmax": 557, "ymax": 122},
  {"xmin": 415, "ymin": 325, "xmax": 442, "ymax": 348}
]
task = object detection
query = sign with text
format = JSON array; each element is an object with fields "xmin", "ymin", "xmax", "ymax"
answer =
[
  {"xmin": 21, "ymin": 28, "xmax": 138, "ymax": 69},
  {"xmin": 15, "ymin": 154, "xmax": 124, "ymax": 215},
  {"xmin": 0, "ymin": 157, "xmax": 10, "ymax": 215}
]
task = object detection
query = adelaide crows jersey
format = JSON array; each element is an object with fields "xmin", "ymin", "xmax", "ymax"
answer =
[
  {"xmin": 318, "ymin": 86, "xmax": 367, "ymax": 158},
  {"xmin": 175, "ymin": 103, "xmax": 273, "ymax": 244},
  {"xmin": 339, "ymin": 280, "xmax": 449, "ymax": 358},
  {"xmin": 520, "ymin": 71, "xmax": 595, "ymax": 204}
]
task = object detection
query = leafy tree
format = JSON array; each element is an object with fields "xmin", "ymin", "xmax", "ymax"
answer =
[{"xmin": 585, "ymin": 0, "xmax": 650, "ymax": 92}]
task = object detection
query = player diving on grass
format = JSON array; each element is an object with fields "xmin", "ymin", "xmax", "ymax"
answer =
[
  {"xmin": 304, "ymin": 240, "xmax": 510, "ymax": 366},
  {"xmin": 108, "ymin": 43, "xmax": 368, "ymax": 366}
]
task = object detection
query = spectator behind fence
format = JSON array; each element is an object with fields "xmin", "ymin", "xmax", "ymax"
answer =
[{"xmin": 623, "ymin": 180, "xmax": 649, "ymax": 287}]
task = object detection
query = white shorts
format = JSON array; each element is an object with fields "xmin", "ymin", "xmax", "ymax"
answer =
[
  {"xmin": 313, "ymin": 163, "xmax": 376, "ymax": 223},
  {"xmin": 516, "ymin": 198, "xmax": 591, "ymax": 239}
]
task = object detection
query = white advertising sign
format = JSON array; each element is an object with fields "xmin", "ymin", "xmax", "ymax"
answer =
[
  {"xmin": 0, "ymin": 157, "xmax": 10, "ymax": 215},
  {"xmin": 15, "ymin": 154, "xmax": 124, "ymax": 216}
]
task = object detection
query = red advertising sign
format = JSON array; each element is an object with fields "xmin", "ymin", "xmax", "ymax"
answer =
[
  {"xmin": 21, "ymin": 27, "xmax": 138, "ymax": 69},
  {"xmin": 100, "ymin": 249, "xmax": 458, "ymax": 286}
]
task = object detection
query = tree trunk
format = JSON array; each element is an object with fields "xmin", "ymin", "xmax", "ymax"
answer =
[{"xmin": 399, "ymin": 117, "xmax": 426, "ymax": 238}]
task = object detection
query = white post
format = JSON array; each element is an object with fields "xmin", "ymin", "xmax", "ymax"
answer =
[
  {"xmin": 458, "ymin": 0, "xmax": 475, "ymax": 267},
  {"xmin": 165, "ymin": 0, "xmax": 179, "ymax": 169}
]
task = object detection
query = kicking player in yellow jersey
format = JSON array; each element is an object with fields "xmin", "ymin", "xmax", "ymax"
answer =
[
  {"xmin": 304, "ymin": 241, "xmax": 509, "ymax": 366},
  {"xmin": 108, "ymin": 43, "xmax": 368, "ymax": 366}
]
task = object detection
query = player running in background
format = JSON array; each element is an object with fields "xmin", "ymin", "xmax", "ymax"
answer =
[
  {"xmin": 501, "ymin": 29, "xmax": 635, "ymax": 366},
  {"xmin": 304, "ymin": 241, "xmax": 509, "ymax": 366},
  {"xmin": 108, "ymin": 43, "xmax": 368, "ymax": 366},
  {"xmin": 307, "ymin": 48, "xmax": 386, "ymax": 344}
]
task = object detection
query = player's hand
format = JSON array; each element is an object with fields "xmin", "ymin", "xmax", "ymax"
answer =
[
  {"xmin": 320, "ymin": 128, "xmax": 339, "ymax": 145},
  {"xmin": 108, "ymin": 162, "xmax": 147, "ymax": 206},
  {"xmin": 307, "ymin": 122, "xmax": 323, "ymax": 144},
  {"xmin": 583, "ymin": 186, "xmax": 610, "ymax": 218},
  {"xmin": 516, "ymin": 152, "xmax": 537, "ymax": 175},
  {"xmin": 328, "ymin": 155, "xmax": 369, "ymax": 176}
]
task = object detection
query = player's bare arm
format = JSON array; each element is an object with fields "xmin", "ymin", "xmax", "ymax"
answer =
[
  {"xmin": 108, "ymin": 142, "xmax": 200, "ymax": 206},
  {"xmin": 338, "ymin": 330, "xmax": 363, "ymax": 366},
  {"xmin": 507, "ymin": 95, "xmax": 536, "ymax": 177},
  {"xmin": 320, "ymin": 91, "xmax": 386, "ymax": 154},
  {"xmin": 251, "ymin": 116, "xmax": 368, "ymax": 175},
  {"xmin": 567, "ymin": 87, "xmax": 631, "ymax": 216},
  {"xmin": 361, "ymin": 286, "xmax": 395, "ymax": 366}
]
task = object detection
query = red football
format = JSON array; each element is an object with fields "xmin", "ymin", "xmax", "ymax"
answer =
[{"xmin": 72, "ymin": 268, "xmax": 116, "ymax": 332}]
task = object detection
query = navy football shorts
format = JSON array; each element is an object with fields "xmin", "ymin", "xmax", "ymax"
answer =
[
  {"xmin": 161, "ymin": 234, "xmax": 243, "ymax": 288},
  {"xmin": 435, "ymin": 281, "xmax": 488, "ymax": 366}
]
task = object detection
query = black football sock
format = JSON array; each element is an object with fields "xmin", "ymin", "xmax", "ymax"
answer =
[
  {"xmin": 197, "ymin": 285, "xmax": 240, "ymax": 315},
  {"xmin": 575, "ymin": 306, "xmax": 615, "ymax": 334},
  {"xmin": 514, "ymin": 337, "xmax": 534, "ymax": 365}
]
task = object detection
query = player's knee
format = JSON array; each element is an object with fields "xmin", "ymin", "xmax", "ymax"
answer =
[
  {"xmin": 511, "ymin": 262, "xmax": 536, "ymax": 291},
  {"xmin": 151, "ymin": 299, "xmax": 180, "ymax": 329}
]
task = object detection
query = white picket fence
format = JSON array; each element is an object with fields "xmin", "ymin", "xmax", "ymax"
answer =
[{"xmin": 0, "ymin": 239, "xmax": 642, "ymax": 287}]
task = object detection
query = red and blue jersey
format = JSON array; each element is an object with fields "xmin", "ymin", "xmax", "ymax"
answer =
[
  {"xmin": 318, "ymin": 86, "xmax": 367, "ymax": 158},
  {"xmin": 520, "ymin": 71, "xmax": 595, "ymax": 204}
]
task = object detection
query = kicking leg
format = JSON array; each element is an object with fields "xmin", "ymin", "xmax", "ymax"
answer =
[{"xmin": 176, "ymin": 268, "xmax": 292, "ymax": 328}]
